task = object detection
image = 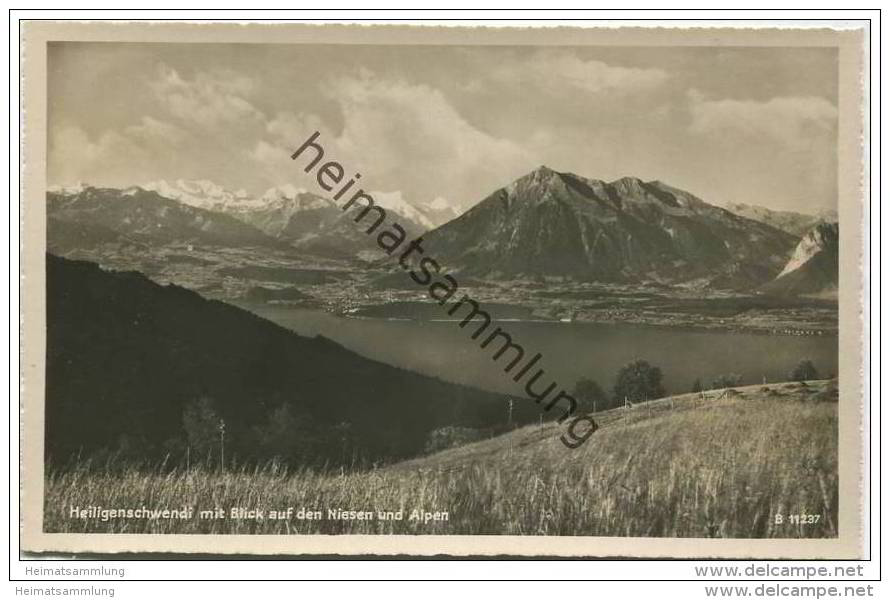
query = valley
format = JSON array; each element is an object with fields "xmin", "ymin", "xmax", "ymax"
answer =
[
  {"xmin": 45, "ymin": 167, "xmax": 839, "ymax": 338},
  {"xmin": 54, "ymin": 239, "xmax": 837, "ymax": 336}
]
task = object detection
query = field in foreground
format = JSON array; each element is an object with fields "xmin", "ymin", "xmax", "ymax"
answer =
[{"xmin": 44, "ymin": 380, "xmax": 838, "ymax": 537}]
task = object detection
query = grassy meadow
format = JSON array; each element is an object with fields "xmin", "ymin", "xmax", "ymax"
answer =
[{"xmin": 44, "ymin": 380, "xmax": 838, "ymax": 538}]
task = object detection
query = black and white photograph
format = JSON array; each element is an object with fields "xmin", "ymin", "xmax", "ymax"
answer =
[{"xmin": 18, "ymin": 21, "xmax": 868, "ymax": 559}]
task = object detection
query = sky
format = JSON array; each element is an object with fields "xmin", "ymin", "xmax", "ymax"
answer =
[{"xmin": 47, "ymin": 42, "xmax": 839, "ymax": 213}]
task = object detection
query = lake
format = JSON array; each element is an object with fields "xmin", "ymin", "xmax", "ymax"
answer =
[{"xmin": 239, "ymin": 304, "xmax": 839, "ymax": 397}]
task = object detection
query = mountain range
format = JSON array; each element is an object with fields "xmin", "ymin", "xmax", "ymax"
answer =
[
  {"xmin": 141, "ymin": 179, "xmax": 449, "ymax": 231},
  {"xmin": 47, "ymin": 168, "xmax": 838, "ymax": 294},
  {"xmin": 47, "ymin": 186, "xmax": 284, "ymax": 252},
  {"xmin": 49, "ymin": 180, "xmax": 444, "ymax": 261},
  {"xmin": 724, "ymin": 202, "xmax": 838, "ymax": 237},
  {"xmin": 416, "ymin": 166, "xmax": 800, "ymax": 289}
]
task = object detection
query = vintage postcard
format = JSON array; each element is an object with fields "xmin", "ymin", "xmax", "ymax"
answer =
[{"xmin": 20, "ymin": 21, "xmax": 868, "ymax": 558}]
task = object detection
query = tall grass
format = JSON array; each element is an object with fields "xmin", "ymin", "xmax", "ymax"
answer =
[{"xmin": 44, "ymin": 381, "xmax": 838, "ymax": 537}]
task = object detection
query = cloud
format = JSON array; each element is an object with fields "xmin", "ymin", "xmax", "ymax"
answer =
[
  {"xmin": 685, "ymin": 92, "xmax": 837, "ymax": 210},
  {"xmin": 150, "ymin": 64, "xmax": 265, "ymax": 129},
  {"xmin": 123, "ymin": 116, "xmax": 186, "ymax": 145},
  {"xmin": 247, "ymin": 111, "xmax": 328, "ymax": 182},
  {"xmin": 50, "ymin": 54, "xmax": 668, "ymax": 205},
  {"xmin": 493, "ymin": 50, "xmax": 668, "ymax": 96},
  {"xmin": 332, "ymin": 71, "xmax": 527, "ymax": 166},
  {"xmin": 47, "ymin": 44, "xmax": 841, "ymax": 214},
  {"xmin": 48, "ymin": 117, "xmax": 187, "ymax": 186},
  {"xmin": 255, "ymin": 71, "xmax": 531, "ymax": 207},
  {"xmin": 688, "ymin": 92, "xmax": 837, "ymax": 149},
  {"xmin": 50, "ymin": 64, "xmax": 269, "ymax": 187},
  {"xmin": 265, "ymin": 111, "xmax": 326, "ymax": 141}
]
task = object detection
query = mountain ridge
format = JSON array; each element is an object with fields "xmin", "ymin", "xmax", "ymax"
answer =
[
  {"xmin": 47, "ymin": 186, "xmax": 285, "ymax": 250},
  {"xmin": 45, "ymin": 253, "xmax": 538, "ymax": 465},
  {"xmin": 724, "ymin": 202, "xmax": 838, "ymax": 237},
  {"xmin": 50, "ymin": 180, "xmax": 437, "ymax": 259},
  {"xmin": 417, "ymin": 166, "xmax": 798, "ymax": 288},
  {"xmin": 762, "ymin": 221, "xmax": 839, "ymax": 297}
]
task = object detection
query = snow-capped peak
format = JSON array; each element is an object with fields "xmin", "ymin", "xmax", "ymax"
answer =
[
  {"xmin": 428, "ymin": 196, "xmax": 453, "ymax": 212},
  {"xmin": 259, "ymin": 185, "xmax": 332, "ymax": 212},
  {"xmin": 370, "ymin": 190, "xmax": 435, "ymax": 230},
  {"xmin": 133, "ymin": 180, "xmax": 437, "ymax": 232},
  {"xmin": 420, "ymin": 196, "xmax": 462, "ymax": 225},
  {"xmin": 260, "ymin": 184, "xmax": 309, "ymax": 202},
  {"xmin": 142, "ymin": 179, "xmax": 261, "ymax": 212}
]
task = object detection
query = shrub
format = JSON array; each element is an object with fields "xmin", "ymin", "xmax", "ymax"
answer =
[
  {"xmin": 613, "ymin": 360, "xmax": 666, "ymax": 404},
  {"xmin": 573, "ymin": 378, "xmax": 610, "ymax": 413},
  {"xmin": 182, "ymin": 397, "xmax": 222, "ymax": 462},
  {"xmin": 712, "ymin": 373, "xmax": 743, "ymax": 389},
  {"xmin": 249, "ymin": 404, "xmax": 319, "ymax": 461},
  {"xmin": 790, "ymin": 359, "xmax": 819, "ymax": 382}
]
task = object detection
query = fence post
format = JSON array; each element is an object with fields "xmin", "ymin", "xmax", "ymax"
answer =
[{"xmin": 218, "ymin": 419, "xmax": 226, "ymax": 472}]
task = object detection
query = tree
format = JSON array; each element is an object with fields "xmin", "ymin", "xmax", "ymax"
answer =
[
  {"xmin": 790, "ymin": 359, "xmax": 819, "ymax": 382},
  {"xmin": 712, "ymin": 373, "xmax": 743, "ymax": 389},
  {"xmin": 573, "ymin": 378, "xmax": 609, "ymax": 413},
  {"xmin": 333, "ymin": 421, "xmax": 355, "ymax": 465},
  {"xmin": 182, "ymin": 396, "xmax": 221, "ymax": 462},
  {"xmin": 613, "ymin": 360, "xmax": 666, "ymax": 404},
  {"xmin": 250, "ymin": 404, "xmax": 314, "ymax": 461},
  {"xmin": 691, "ymin": 378, "xmax": 703, "ymax": 394}
]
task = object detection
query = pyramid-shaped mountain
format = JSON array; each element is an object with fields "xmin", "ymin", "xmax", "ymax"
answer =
[{"xmin": 420, "ymin": 166, "xmax": 798, "ymax": 288}]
